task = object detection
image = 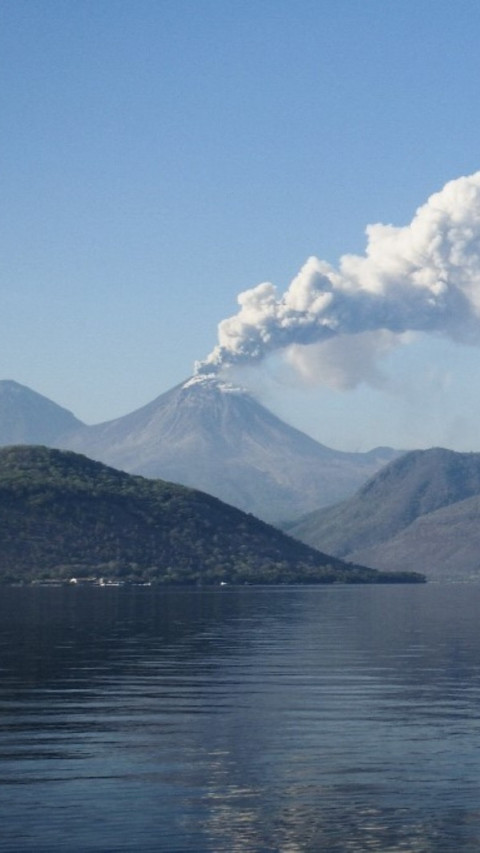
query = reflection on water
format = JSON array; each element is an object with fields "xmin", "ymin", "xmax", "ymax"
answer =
[{"xmin": 1, "ymin": 584, "xmax": 480, "ymax": 851}]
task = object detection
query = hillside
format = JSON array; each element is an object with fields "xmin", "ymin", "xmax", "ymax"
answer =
[
  {"xmin": 349, "ymin": 494, "xmax": 480, "ymax": 582},
  {"xmin": 0, "ymin": 446, "xmax": 423, "ymax": 585},
  {"xmin": 286, "ymin": 448, "xmax": 480, "ymax": 581},
  {"xmin": 0, "ymin": 378, "xmax": 399, "ymax": 523},
  {"xmin": 0, "ymin": 380, "xmax": 84, "ymax": 445}
]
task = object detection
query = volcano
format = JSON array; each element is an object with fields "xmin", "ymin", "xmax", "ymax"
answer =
[{"xmin": 59, "ymin": 375, "xmax": 398, "ymax": 523}]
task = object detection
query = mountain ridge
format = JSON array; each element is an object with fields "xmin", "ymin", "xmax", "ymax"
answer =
[
  {"xmin": 286, "ymin": 447, "xmax": 480, "ymax": 580},
  {"xmin": 0, "ymin": 377, "xmax": 400, "ymax": 523},
  {"xmin": 0, "ymin": 380, "xmax": 84, "ymax": 445}
]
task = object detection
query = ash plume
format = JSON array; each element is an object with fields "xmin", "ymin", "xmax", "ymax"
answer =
[{"xmin": 195, "ymin": 171, "xmax": 480, "ymax": 388}]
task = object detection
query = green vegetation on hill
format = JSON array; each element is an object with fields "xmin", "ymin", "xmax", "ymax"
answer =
[{"xmin": 0, "ymin": 446, "xmax": 424, "ymax": 585}]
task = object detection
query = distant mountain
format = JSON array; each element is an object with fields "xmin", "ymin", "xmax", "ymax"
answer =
[
  {"xmin": 0, "ymin": 380, "xmax": 84, "ymax": 445},
  {"xmin": 0, "ymin": 377, "xmax": 400, "ymax": 523},
  {"xmin": 62, "ymin": 375, "xmax": 399, "ymax": 523},
  {"xmin": 286, "ymin": 448, "xmax": 480, "ymax": 581},
  {"xmin": 0, "ymin": 446, "xmax": 423, "ymax": 585}
]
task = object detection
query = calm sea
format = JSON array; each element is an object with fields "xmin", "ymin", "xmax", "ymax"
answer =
[{"xmin": 1, "ymin": 583, "xmax": 480, "ymax": 852}]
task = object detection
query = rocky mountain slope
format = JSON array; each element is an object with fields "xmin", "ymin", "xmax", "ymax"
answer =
[{"xmin": 286, "ymin": 448, "xmax": 480, "ymax": 580}]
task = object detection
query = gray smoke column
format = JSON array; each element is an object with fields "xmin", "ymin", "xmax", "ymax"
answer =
[{"xmin": 195, "ymin": 172, "xmax": 480, "ymax": 386}]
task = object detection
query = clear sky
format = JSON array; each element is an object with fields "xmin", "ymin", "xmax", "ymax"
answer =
[{"xmin": 3, "ymin": 0, "xmax": 480, "ymax": 451}]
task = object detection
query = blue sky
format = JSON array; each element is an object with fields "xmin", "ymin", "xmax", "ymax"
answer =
[{"xmin": 3, "ymin": 0, "xmax": 480, "ymax": 450}]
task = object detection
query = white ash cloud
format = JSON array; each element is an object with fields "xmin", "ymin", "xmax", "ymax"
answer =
[
  {"xmin": 195, "ymin": 171, "xmax": 480, "ymax": 388},
  {"xmin": 284, "ymin": 330, "xmax": 404, "ymax": 390}
]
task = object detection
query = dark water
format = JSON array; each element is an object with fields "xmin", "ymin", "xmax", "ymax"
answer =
[{"xmin": 1, "ymin": 584, "xmax": 480, "ymax": 852}]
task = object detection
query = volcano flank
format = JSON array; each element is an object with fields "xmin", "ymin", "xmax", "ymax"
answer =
[{"xmin": 5, "ymin": 374, "xmax": 398, "ymax": 523}]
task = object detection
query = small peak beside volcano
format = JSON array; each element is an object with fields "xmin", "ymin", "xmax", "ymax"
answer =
[{"xmin": 0, "ymin": 379, "xmax": 84, "ymax": 447}]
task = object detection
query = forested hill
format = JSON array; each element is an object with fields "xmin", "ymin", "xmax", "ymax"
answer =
[{"xmin": 0, "ymin": 446, "xmax": 423, "ymax": 585}]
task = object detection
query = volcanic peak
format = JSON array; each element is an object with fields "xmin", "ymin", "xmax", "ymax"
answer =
[{"xmin": 181, "ymin": 372, "xmax": 247, "ymax": 396}]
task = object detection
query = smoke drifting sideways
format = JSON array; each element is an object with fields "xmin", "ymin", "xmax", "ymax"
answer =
[{"xmin": 195, "ymin": 171, "xmax": 480, "ymax": 390}]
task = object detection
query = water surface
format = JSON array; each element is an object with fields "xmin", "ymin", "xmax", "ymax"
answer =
[{"xmin": 1, "ymin": 584, "xmax": 480, "ymax": 851}]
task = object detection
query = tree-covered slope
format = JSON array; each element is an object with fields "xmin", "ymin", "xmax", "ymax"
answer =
[{"xmin": 0, "ymin": 446, "xmax": 423, "ymax": 585}]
